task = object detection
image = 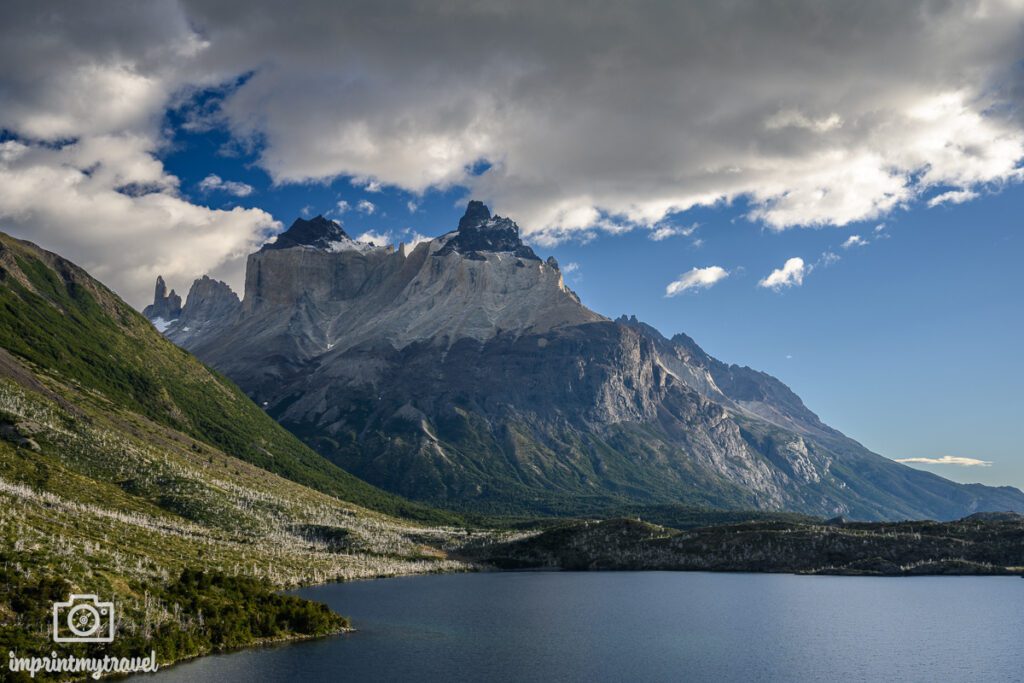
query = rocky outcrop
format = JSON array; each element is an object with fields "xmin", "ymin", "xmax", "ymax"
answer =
[
  {"xmin": 435, "ymin": 200, "xmax": 540, "ymax": 260},
  {"xmin": 143, "ymin": 201, "xmax": 1024, "ymax": 520},
  {"xmin": 264, "ymin": 215, "xmax": 357, "ymax": 251},
  {"xmin": 142, "ymin": 275, "xmax": 181, "ymax": 326},
  {"xmin": 164, "ymin": 275, "xmax": 242, "ymax": 347}
]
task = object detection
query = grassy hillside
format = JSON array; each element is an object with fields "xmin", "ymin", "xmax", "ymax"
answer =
[
  {"xmin": 0, "ymin": 233, "xmax": 501, "ymax": 678},
  {"xmin": 0, "ymin": 353, "xmax": 481, "ymax": 677},
  {"xmin": 0, "ymin": 233, "xmax": 459, "ymax": 525}
]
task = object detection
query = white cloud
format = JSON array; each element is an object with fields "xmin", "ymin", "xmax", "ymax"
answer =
[
  {"xmin": 895, "ymin": 455, "xmax": 993, "ymax": 467},
  {"xmin": 357, "ymin": 227, "xmax": 431, "ymax": 248},
  {"xmin": 406, "ymin": 200, "xmax": 419, "ymax": 213},
  {"xmin": 355, "ymin": 179, "xmax": 383, "ymax": 193},
  {"xmin": 197, "ymin": 173, "xmax": 253, "ymax": 197},
  {"xmin": 562, "ymin": 262, "xmax": 580, "ymax": 274},
  {"xmin": 357, "ymin": 199, "xmax": 376, "ymax": 215},
  {"xmin": 665, "ymin": 266, "xmax": 729, "ymax": 296},
  {"xmin": 841, "ymin": 234, "xmax": 868, "ymax": 249},
  {"xmin": 336, "ymin": 200, "xmax": 351, "ymax": 213},
  {"xmin": 818, "ymin": 251, "xmax": 841, "ymax": 267},
  {"xmin": 404, "ymin": 231, "xmax": 431, "ymax": 247},
  {"xmin": 356, "ymin": 230, "xmax": 392, "ymax": 245},
  {"xmin": 927, "ymin": 189, "xmax": 981, "ymax": 207},
  {"xmin": 759, "ymin": 257, "xmax": 806, "ymax": 290},
  {"xmin": 649, "ymin": 223, "xmax": 698, "ymax": 241}
]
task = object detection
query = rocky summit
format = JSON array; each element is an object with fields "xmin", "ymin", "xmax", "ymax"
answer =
[
  {"xmin": 436, "ymin": 200, "xmax": 541, "ymax": 260},
  {"xmin": 147, "ymin": 201, "xmax": 1024, "ymax": 520},
  {"xmin": 264, "ymin": 214, "xmax": 358, "ymax": 251},
  {"xmin": 142, "ymin": 275, "xmax": 182, "ymax": 326}
]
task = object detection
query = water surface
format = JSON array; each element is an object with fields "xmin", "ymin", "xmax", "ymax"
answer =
[{"xmin": 136, "ymin": 571, "xmax": 1024, "ymax": 682}]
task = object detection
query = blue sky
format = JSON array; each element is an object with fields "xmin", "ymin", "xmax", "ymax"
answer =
[
  {"xmin": 159, "ymin": 111, "xmax": 1024, "ymax": 490},
  {"xmin": 2, "ymin": 2, "xmax": 1022, "ymax": 490}
]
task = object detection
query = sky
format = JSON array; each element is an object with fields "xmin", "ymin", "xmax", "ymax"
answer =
[{"xmin": 0, "ymin": 1, "xmax": 1022, "ymax": 487}]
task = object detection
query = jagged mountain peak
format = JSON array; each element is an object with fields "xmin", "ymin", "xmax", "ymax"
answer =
[
  {"xmin": 185, "ymin": 275, "xmax": 239, "ymax": 306},
  {"xmin": 458, "ymin": 199, "xmax": 492, "ymax": 228},
  {"xmin": 263, "ymin": 214, "xmax": 376, "ymax": 253},
  {"xmin": 438, "ymin": 200, "xmax": 540, "ymax": 260},
  {"xmin": 142, "ymin": 273, "xmax": 182, "ymax": 326}
]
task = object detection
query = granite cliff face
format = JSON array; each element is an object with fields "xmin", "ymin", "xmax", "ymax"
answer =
[
  {"xmin": 163, "ymin": 275, "xmax": 241, "ymax": 347},
  {"xmin": 147, "ymin": 202, "xmax": 1024, "ymax": 519}
]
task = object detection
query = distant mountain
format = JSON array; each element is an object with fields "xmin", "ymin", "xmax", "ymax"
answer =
[{"xmin": 149, "ymin": 202, "xmax": 1024, "ymax": 520}]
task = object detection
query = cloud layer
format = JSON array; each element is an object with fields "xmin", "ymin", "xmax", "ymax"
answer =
[
  {"xmin": 185, "ymin": 0, "xmax": 1024, "ymax": 238},
  {"xmin": 3, "ymin": 1, "xmax": 1024, "ymax": 305},
  {"xmin": 895, "ymin": 455, "xmax": 994, "ymax": 467}
]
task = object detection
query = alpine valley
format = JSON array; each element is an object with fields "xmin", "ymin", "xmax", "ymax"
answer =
[
  {"xmin": 147, "ymin": 201, "xmax": 1024, "ymax": 521},
  {"xmin": 2, "ymin": 206, "xmax": 1024, "ymax": 675}
]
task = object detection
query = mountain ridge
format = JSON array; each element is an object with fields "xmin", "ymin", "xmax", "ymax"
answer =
[{"xmin": 147, "ymin": 202, "xmax": 1024, "ymax": 521}]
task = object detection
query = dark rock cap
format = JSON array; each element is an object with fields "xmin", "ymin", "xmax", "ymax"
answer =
[
  {"xmin": 263, "ymin": 215, "xmax": 351, "ymax": 251},
  {"xmin": 458, "ymin": 200, "xmax": 492, "ymax": 231},
  {"xmin": 437, "ymin": 200, "xmax": 540, "ymax": 261}
]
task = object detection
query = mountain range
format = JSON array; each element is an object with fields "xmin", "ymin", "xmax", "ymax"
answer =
[{"xmin": 146, "ymin": 201, "xmax": 1024, "ymax": 520}]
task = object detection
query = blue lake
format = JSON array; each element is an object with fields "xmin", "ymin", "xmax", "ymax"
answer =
[{"xmin": 135, "ymin": 571, "xmax": 1024, "ymax": 682}]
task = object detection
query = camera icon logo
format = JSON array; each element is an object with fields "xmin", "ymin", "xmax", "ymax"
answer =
[{"xmin": 52, "ymin": 594, "xmax": 115, "ymax": 643}]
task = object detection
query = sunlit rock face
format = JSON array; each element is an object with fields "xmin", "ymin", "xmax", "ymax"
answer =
[{"xmin": 145, "ymin": 202, "xmax": 1024, "ymax": 521}]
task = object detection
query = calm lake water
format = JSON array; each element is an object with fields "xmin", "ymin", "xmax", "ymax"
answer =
[{"xmin": 135, "ymin": 571, "xmax": 1024, "ymax": 682}]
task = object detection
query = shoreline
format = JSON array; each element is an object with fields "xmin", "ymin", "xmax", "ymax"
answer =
[{"xmin": 116, "ymin": 563, "xmax": 476, "ymax": 681}]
